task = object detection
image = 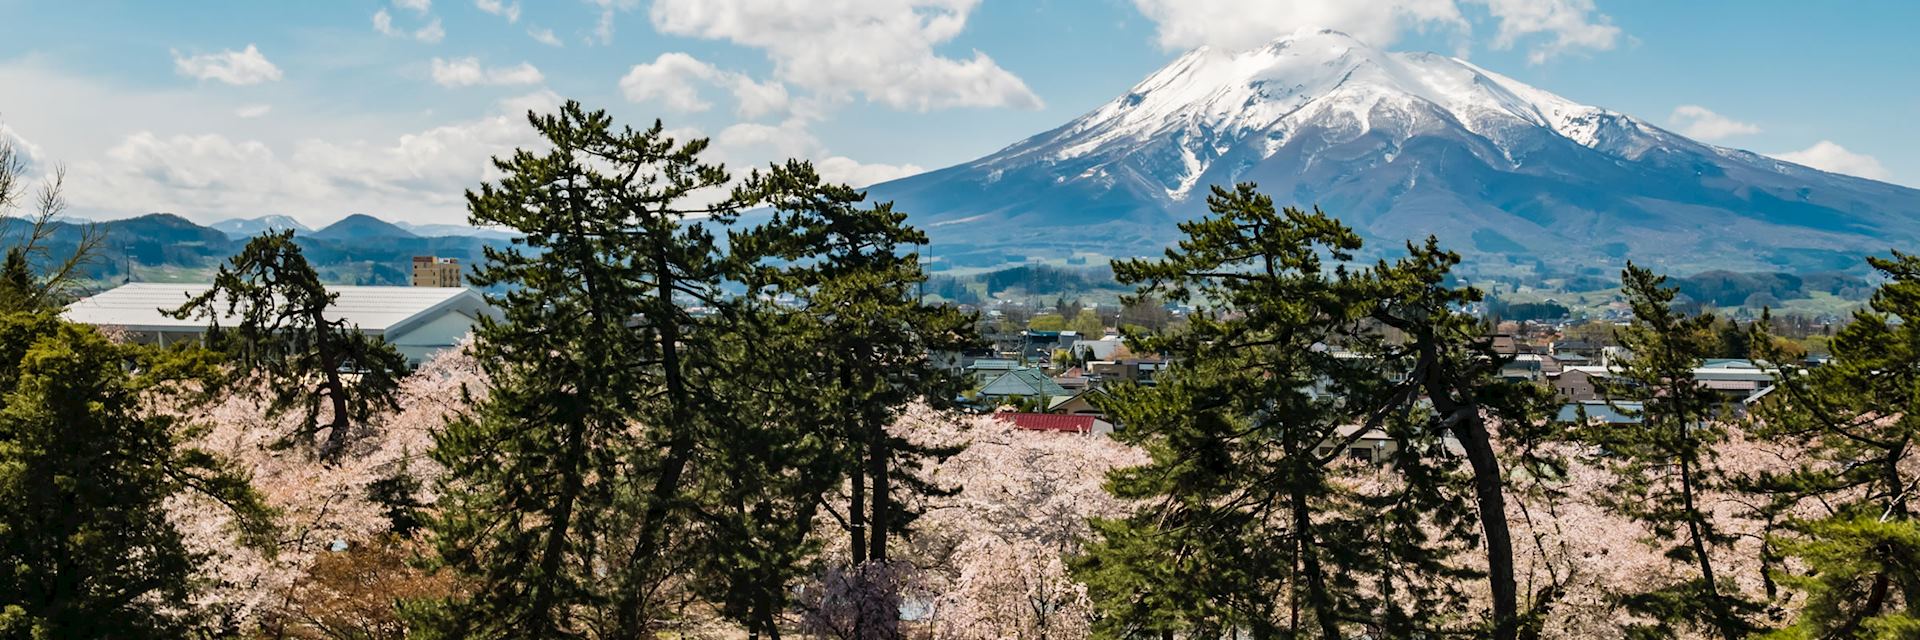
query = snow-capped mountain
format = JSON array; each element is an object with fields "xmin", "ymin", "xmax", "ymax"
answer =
[
  {"xmin": 868, "ymin": 29, "xmax": 1920, "ymax": 273},
  {"xmin": 210, "ymin": 214, "xmax": 311, "ymax": 239}
]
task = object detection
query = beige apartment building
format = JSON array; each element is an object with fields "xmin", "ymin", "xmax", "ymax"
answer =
[{"xmin": 411, "ymin": 256, "xmax": 462, "ymax": 287}]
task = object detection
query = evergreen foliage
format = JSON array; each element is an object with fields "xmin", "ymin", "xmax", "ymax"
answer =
[
  {"xmin": 0, "ymin": 314, "xmax": 272, "ymax": 639},
  {"xmin": 1586, "ymin": 264, "xmax": 1759, "ymax": 640},
  {"xmin": 1746, "ymin": 252, "xmax": 1920, "ymax": 638},
  {"xmin": 168, "ymin": 231, "xmax": 411, "ymax": 460}
]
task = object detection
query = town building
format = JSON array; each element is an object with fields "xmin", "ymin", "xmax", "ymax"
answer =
[
  {"xmin": 63, "ymin": 282, "xmax": 495, "ymax": 365},
  {"xmin": 411, "ymin": 255, "xmax": 462, "ymax": 287}
]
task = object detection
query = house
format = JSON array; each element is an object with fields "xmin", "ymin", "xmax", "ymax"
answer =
[
  {"xmin": 965, "ymin": 358, "xmax": 1021, "ymax": 384},
  {"xmin": 1556, "ymin": 401, "xmax": 1643, "ymax": 426},
  {"xmin": 1070, "ymin": 333, "xmax": 1126, "ymax": 360},
  {"xmin": 1051, "ymin": 367, "xmax": 1091, "ymax": 393},
  {"xmin": 1499, "ymin": 354, "xmax": 1545, "ymax": 383},
  {"xmin": 1551, "ymin": 339, "xmax": 1603, "ymax": 361},
  {"xmin": 992, "ymin": 412, "xmax": 1113, "ymax": 435},
  {"xmin": 1550, "ymin": 367, "xmax": 1608, "ymax": 402},
  {"xmin": 63, "ymin": 282, "xmax": 495, "ymax": 365},
  {"xmin": 1313, "ymin": 425, "xmax": 1397, "ymax": 464},
  {"xmin": 1047, "ymin": 388, "xmax": 1108, "ymax": 417},
  {"xmin": 977, "ymin": 368, "xmax": 1071, "ymax": 404}
]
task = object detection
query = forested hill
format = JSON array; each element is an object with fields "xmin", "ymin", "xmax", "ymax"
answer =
[{"xmin": 6, "ymin": 213, "xmax": 511, "ymax": 287}]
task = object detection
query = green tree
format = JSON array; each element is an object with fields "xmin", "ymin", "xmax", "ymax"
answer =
[
  {"xmin": 0, "ymin": 314, "xmax": 271, "ymax": 639},
  {"xmin": 1028, "ymin": 313, "xmax": 1067, "ymax": 332},
  {"xmin": 1745, "ymin": 252, "xmax": 1920, "ymax": 637},
  {"xmin": 1365, "ymin": 239, "xmax": 1561, "ymax": 640},
  {"xmin": 410, "ymin": 102, "xmax": 737, "ymax": 638},
  {"xmin": 1586, "ymin": 264, "xmax": 1758, "ymax": 640},
  {"xmin": 1069, "ymin": 308, "xmax": 1104, "ymax": 337},
  {"xmin": 1077, "ymin": 185, "xmax": 1413, "ymax": 639},
  {"xmin": 728, "ymin": 161, "xmax": 976, "ymax": 638},
  {"xmin": 167, "ymin": 231, "xmax": 411, "ymax": 461}
]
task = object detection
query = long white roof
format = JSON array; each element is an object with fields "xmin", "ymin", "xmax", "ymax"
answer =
[{"xmin": 63, "ymin": 283, "xmax": 490, "ymax": 335}]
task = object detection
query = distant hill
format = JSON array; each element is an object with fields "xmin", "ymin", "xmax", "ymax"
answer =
[
  {"xmin": 210, "ymin": 215, "xmax": 312, "ymax": 239},
  {"xmin": 310, "ymin": 214, "xmax": 419, "ymax": 242},
  {"xmin": 6, "ymin": 213, "xmax": 509, "ymax": 288}
]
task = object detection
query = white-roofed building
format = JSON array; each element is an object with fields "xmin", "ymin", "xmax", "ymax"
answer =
[{"xmin": 63, "ymin": 283, "xmax": 496, "ymax": 364}]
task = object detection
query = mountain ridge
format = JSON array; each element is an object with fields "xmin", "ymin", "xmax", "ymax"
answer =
[{"xmin": 866, "ymin": 29, "xmax": 1920, "ymax": 274}]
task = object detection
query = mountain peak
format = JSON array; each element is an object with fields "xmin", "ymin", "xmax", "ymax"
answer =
[{"xmin": 867, "ymin": 37, "xmax": 1920, "ymax": 274}]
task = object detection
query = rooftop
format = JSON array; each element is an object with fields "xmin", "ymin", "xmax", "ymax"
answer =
[
  {"xmin": 993, "ymin": 412, "xmax": 1098, "ymax": 433},
  {"xmin": 63, "ymin": 283, "xmax": 487, "ymax": 335}
]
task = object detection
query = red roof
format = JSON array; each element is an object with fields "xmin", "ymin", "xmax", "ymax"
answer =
[{"xmin": 993, "ymin": 412, "xmax": 1096, "ymax": 433}]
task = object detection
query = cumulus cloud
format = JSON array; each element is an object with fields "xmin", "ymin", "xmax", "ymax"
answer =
[
  {"xmin": 648, "ymin": 0, "xmax": 1043, "ymax": 111},
  {"xmin": 814, "ymin": 156, "xmax": 926, "ymax": 188},
  {"xmin": 172, "ymin": 45, "xmax": 282, "ymax": 86},
  {"xmin": 528, "ymin": 26, "xmax": 562, "ymax": 47},
  {"xmin": 374, "ymin": 8, "xmax": 446, "ymax": 43},
  {"xmin": 395, "ymin": 0, "xmax": 431, "ymax": 13},
  {"xmin": 474, "ymin": 0, "xmax": 520, "ymax": 23},
  {"xmin": 235, "ymin": 104, "xmax": 273, "ymax": 119},
  {"xmin": 1667, "ymin": 105, "xmax": 1759, "ymax": 141},
  {"xmin": 1130, "ymin": 0, "xmax": 1618, "ymax": 62},
  {"xmin": 431, "ymin": 57, "xmax": 545, "ymax": 87},
  {"xmin": 706, "ymin": 121, "xmax": 923, "ymax": 188},
  {"xmin": 619, "ymin": 53, "xmax": 790, "ymax": 119},
  {"xmin": 1770, "ymin": 141, "xmax": 1892, "ymax": 182}
]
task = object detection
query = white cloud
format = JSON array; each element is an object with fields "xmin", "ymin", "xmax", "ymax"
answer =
[
  {"xmin": 474, "ymin": 0, "xmax": 520, "ymax": 23},
  {"xmin": 1667, "ymin": 105, "xmax": 1759, "ymax": 141},
  {"xmin": 1479, "ymin": 0, "xmax": 1621, "ymax": 64},
  {"xmin": 1770, "ymin": 141, "xmax": 1891, "ymax": 182},
  {"xmin": 620, "ymin": 53, "xmax": 720, "ymax": 112},
  {"xmin": 498, "ymin": 89, "xmax": 564, "ymax": 117},
  {"xmin": 648, "ymin": 0, "xmax": 1043, "ymax": 111},
  {"xmin": 171, "ymin": 44, "xmax": 283, "ymax": 86},
  {"xmin": 815, "ymin": 156, "xmax": 925, "ymax": 188},
  {"xmin": 77, "ymin": 106, "xmax": 546, "ymax": 225},
  {"xmin": 528, "ymin": 26, "xmax": 562, "ymax": 47},
  {"xmin": 0, "ymin": 124, "xmax": 44, "ymax": 174},
  {"xmin": 395, "ymin": 0, "xmax": 432, "ymax": 13},
  {"xmin": 619, "ymin": 53, "xmax": 790, "ymax": 119},
  {"xmin": 706, "ymin": 121, "xmax": 923, "ymax": 188},
  {"xmin": 431, "ymin": 57, "xmax": 545, "ymax": 87},
  {"xmin": 1129, "ymin": 0, "xmax": 1618, "ymax": 62},
  {"xmin": 235, "ymin": 104, "xmax": 273, "ymax": 119},
  {"xmin": 588, "ymin": 0, "xmax": 640, "ymax": 45},
  {"xmin": 374, "ymin": 8, "xmax": 445, "ymax": 43},
  {"xmin": 416, "ymin": 18, "xmax": 446, "ymax": 43}
]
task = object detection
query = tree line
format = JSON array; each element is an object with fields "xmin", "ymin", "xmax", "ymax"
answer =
[{"xmin": 2, "ymin": 105, "xmax": 1917, "ymax": 639}]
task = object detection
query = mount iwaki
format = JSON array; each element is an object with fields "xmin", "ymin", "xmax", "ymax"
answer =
[{"xmin": 866, "ymin": 29, "xmax": 1920, "ymax": 274}]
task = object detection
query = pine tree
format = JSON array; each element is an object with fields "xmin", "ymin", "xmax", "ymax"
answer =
[
  {"xmin": 1586, "ymin": 263, "xmax": 1758, "ymax": 640},
  {"xmin": 1077, "ymin": 184, "xmax": 1399, "ymax": 639},
  {"xmin": 167, "ymin": 231, "xmax": 410, "ymax": 461},
  {"xmin": 726, "ymin": 161, "xmax": 976, "ymax": 638},
  {"xmin": 0, "ymin": 314, "xmax": 271, "ymax": 639},
  {"xmin": 1746, "ymin": 252, "xmax": 1920, "ymax": 637},
  {"xmin": 1365, "ymin": 239, "xmax": 1561, "ymax": 639},
  {"xmin": 409, "ymin": 101, "xmax": 736, "ymax": 638}
]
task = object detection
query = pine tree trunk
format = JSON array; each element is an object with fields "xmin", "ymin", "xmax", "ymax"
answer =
[
  {"xmin": 617, "ymin": 240, "xmax": 699, "ymax": 635},
  {"xmin": 1288, "ymin": 461, "xmax": 1341, "ymax": 640},
  {"xmin": 1678, "ymin": 454, "xmax": 1737, "ymax": 640},
  {"xmin": 1452, "ymin": 413, "xmax": 1518, "ymax": 640}
]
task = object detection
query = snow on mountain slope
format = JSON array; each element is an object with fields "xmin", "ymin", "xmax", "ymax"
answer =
[{"xmin": 867, "ymin": 29, "xmax": 1920, "ymax": 273}]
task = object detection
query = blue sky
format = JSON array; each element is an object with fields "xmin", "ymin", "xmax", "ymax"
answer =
[{"xmin": 0, "ymin": 0, "xmax": 1914, "ymax": 227}]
